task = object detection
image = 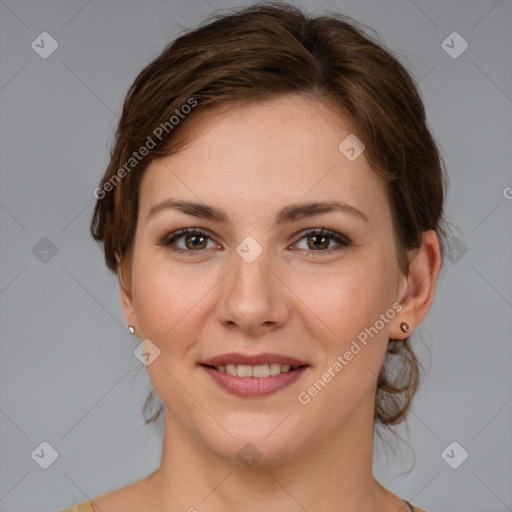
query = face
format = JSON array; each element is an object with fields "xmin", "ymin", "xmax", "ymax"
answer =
[{"xmin": 121, "ymin": 95, "xmax": 409, "ymax": 464}]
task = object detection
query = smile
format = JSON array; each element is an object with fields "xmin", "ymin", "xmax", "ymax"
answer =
[{"xmin": 200, "ymin": 364, "xmax": 309, "ymax": 397}]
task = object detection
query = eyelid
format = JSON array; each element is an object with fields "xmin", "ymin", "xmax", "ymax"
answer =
[{"xmin": 291, "ymin": 227, "xmax": 351, "ymax": 246}]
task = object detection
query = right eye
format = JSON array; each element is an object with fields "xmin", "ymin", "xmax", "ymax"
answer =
[{"xmin": 160, "ymin": 228, "xmax": 222, "ymax": 254}]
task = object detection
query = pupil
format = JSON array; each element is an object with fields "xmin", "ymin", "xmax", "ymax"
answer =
[
  {"xmin": 187, "ymin": 235, "xmax": 206, "ymax": 249},
  {"xmin": 309, "ymin": 235, "xmax": 328, "ymax": 250}
]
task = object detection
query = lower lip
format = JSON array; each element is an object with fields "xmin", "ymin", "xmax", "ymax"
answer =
[{"xmin": 201, "ymin": 365, "xmax": 309, "ymax": 397}]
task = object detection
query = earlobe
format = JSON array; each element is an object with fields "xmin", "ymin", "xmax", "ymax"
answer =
[{"xmin": 391, "ymin": 230, "xmax": 442, "ymax": 340}]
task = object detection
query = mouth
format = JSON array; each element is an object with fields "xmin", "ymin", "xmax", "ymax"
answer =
[{"xmin": 199, "ymin": 353, "xmax": 310, "ymax": 397}]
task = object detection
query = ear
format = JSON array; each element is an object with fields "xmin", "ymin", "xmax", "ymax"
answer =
[
  {"xmin": 390, "ymin": 230, "xmax": 442, "ymax": 340},
  {"xmin": 118, "ymin": 256, "xmax": 138, "ymax": 334}
]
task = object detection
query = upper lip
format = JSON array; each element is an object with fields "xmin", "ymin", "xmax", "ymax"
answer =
[{"xmin": 201, "ymin": 352, "xmax": 309, "ymax": 367}]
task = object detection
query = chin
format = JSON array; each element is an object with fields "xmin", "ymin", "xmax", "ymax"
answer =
[
  {"xmin": 198, "ymin": 417, "xmax": 308, "ymax": 468},
  {"xmin": 214, "ymin": 437, "xmax": 300, "ymax": 468}
]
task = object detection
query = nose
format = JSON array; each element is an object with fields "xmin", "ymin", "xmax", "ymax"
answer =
[{"xmin": 215, "ymin": 246, "xmax": 290, "ymax": 335}]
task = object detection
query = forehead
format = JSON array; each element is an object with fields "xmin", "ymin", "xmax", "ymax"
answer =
[{"xmin": 138, "ymin": 95, "xmax": 390, "ymax": 226}]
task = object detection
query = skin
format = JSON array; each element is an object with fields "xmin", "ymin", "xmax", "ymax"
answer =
[{"xmin": 93, "ymin": 95, "xmax": 441, "ymax": 512}]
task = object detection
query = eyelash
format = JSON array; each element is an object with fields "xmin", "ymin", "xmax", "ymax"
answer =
[{"xmin": 160, "ymin": 227, "xmax": 351, "ymax": 256}]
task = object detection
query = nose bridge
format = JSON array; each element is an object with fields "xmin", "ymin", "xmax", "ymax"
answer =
[
  {"xmin": 229, "ymin": 243, "xmax": 274, "ymax": 307},
  {"xmin": 216, "ymin": 241, "xmax": 287, "ymax": 331}
]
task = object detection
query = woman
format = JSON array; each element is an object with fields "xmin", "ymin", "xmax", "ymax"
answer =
[{"xmin": 60, "ymin": 3, "xmax": 446, "ymax": 511}]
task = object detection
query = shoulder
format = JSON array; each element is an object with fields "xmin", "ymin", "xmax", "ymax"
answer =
[
  {"xmin": 90, "ymin": 478, "xmax": 147, "ymax": 512},
  {"xmin": 410, "ymin": 506, "xmax": 428, "ymax": 512},
  {"xmin": 58, "ymin": 478, "xmax": 146, "ymax": 512},
  {"xmin": 57, "ymin": 500, "xmax": 94, "ymax": 512}
]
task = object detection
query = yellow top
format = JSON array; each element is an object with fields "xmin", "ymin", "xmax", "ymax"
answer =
[
  {"xmin": 58, "ymin": 499, "xmax": 427, "ymax": 512},
  {"xmin": 58, "ymin": 501, "xmax": 95, "ymax": 512}
]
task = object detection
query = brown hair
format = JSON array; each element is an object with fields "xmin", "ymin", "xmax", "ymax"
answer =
[{"xmin": 90, "ymin": 2, "xmax": 448, "ymax": 434}]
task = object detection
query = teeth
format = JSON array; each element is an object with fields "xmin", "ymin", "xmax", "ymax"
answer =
[
  {"xmin": 253, "ymin": 364, "xmax": 270, "ymax": 378},
  {"xmin": 237, "ymin": 364, "xmax": 253, "ymax": 377},
  {"xmin": 216, "ymin": 363, "xmax": 297, "ymax": 377},
  {"xmin": 269, "ymin": 363, "xmax": 281, "ymax": 375}
]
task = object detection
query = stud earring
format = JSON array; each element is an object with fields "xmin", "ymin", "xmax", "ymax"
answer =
[
  {"xmin": 128, "ymin": 325, "xmax": 135, "ymax": 335},
  {"xmin": 400, "ymin": 321, "xmax": 409, "ymax": 333}
]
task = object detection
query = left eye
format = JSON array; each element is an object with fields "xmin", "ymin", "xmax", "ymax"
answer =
[{"xmin": 292, "ymin": 228, "xmax": 351, "ymax": 253}]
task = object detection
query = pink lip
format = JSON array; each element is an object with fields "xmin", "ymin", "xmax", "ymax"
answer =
[
  {"xmin": 201, "ymin": 352, "xmax": 308, "ymax": 367},
  {"xmin": 201, "ymin": 365, "xmax": 309, "ymax": 397}
]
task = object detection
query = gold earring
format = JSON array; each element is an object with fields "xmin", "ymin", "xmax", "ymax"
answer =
[
  {"xmin": 400, "ymin": 321, "xmax": 409, "ymax": 333},
  {"xmin": 128, "ymin": 325, "xmax": 135, "ymax": 335}
]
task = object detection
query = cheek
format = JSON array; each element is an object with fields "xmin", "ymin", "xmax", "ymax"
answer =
[
  {"xmin": 291, "ymin": 255, "xmax": 395, "ymax": 339},
  {"xmin": 132, "ymin": 272, "xmax": 189, "ymax": 339},
  {"xmin": 130, "ymin": 252, "xmax": 220, "ymax": 347},
  {"xmin": 130, "ymin": 262, "xmax": 209, "ymax": 396},
  {"xmin": 132, "ymin": 251, "xmax": 195, "ymax": 343},
  {"xmin": 292, "ymin": 254, "xmax": 398, "ymax": 399}
]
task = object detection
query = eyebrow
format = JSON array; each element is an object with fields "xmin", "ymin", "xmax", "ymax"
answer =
[{"xmin": 146, "ymin": 199, "xmax": 369, "ymax": 225}]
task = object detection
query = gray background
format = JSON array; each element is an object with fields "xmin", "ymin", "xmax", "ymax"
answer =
[{"xmin": 0, "ymin": 1, "xmax": 511, "ymax": 511}]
